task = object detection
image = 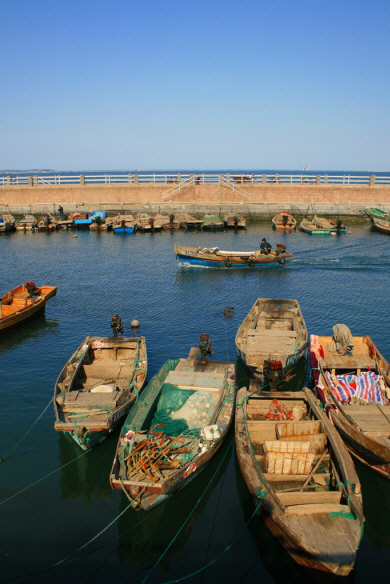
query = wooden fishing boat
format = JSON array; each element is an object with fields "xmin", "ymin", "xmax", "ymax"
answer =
[
  {"xmin": 113, "ymin": 214, "xmax": 136, "ymax": 233},
  {"xmin": 0, "ymin": 283, "xmax": 57, "ymax": 334},
  {"xmin": 0, "ymin": 214, "xmax": 15, "ymax": 232},
  {"xmin": 364, "ymin": 207, "xmax": 389, "ymax": 222},
  {"xmin": 90, "ymin": 215, "xmax": 115, "ymax": 231},
  {"xmin": 299, "ymin": 216, "xmax": 347, "ymax": 234},
  {"xmin": 310, "ymin": 328, "xmax": 390, "ymax": 478},
  {"xmin": 372, "ymin": 217, "xmax": 390, "ymax": 235},
  {"xmin": 154, "ymin": 213, "xmax": 181, "ymax": 229},
  {"xmin": 272, "ymin": 211, "xmax": 296, "ymax": 231},
  {"xmin": 235, "ymin": 385, "xmax": 363, "ymax": 576},
  {"xmin": 235, "ymin": 298, "xmax": 308, "ymax": 388},
  {"xmin": 174, "ymin": 244, "xmax": 292, "ymax": 268},
  {"xmin": 54, "ymin": 333, "xmax": 147, "ymax": 450},
  {"xmin": 16, "ymin": 215, "xmax": 38, "ymax": 231},
  {"xmin": 175, "ymin": 213, "xmax": 204, "ymax": 229},
  {"xmin": 201, "ymin": 215, "xmax": 224, "ymax": 230},
  {"xmin": 135, "ymin": 212, "xmax": 163, "ymax": 232},
  {"xmin": 57, "ymin": 213, "xmax": 75, "ymax": 229},
  {"xmin": 223, "ymin": 212, "xmax": 246, "ymax": 229},
  {"xmin": 37, "ymin": 214, "xmax": 57, "ymax": 231},
  {"xmin": 110, "ymin": 341, "xmax": 236, "ymax": 510}
]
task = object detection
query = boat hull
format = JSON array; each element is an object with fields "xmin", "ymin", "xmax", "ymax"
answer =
[
  {"xmin": 235, "ymin": 388, "xmax": 363, "ymax": 576},
  {"xmin": 114, "ymin": 226, "xmax": 134, "ymax": 233},
  {"xmin": 235, "ymin": 297, "xmax": 308, "ymax": 387},
  {"xmin": 54, "ymin": 336, "xmax": 148, "ymax": 450},
  {"xmin": 0, "ymin": 285, "xmax": 57, "ymax": 335},
  {"xmin": 110, "ymin": 352, "xmax": 236, "ymax": 509},
  {"xmin": 175, "ymin": 246, "xmax": 292, "ymax": 267},
  {"xmin": 310, "ymin": 333, "xmax": 390, "ymax": 478}
]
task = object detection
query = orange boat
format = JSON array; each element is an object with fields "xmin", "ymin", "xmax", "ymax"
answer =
[{"xmin": 0, "ymin": 283, "xmax": 57, "ymax": 334}]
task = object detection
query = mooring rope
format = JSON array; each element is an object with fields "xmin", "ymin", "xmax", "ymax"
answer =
[
  {"xmin": 0, "ymin": 396, "xmax": 54, "ymax": 464},
  {"xmin": 0, "ymin": 448, "xmax": 90, "ymax": 506}
]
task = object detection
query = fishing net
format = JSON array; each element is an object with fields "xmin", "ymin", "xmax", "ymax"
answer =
[
  {"xmin": 151, "ymin": 382, "xmax": 220, "ymax": 435},
  {"xmin": 202, "ymin": 215, "xmax": 222, "ymax": 224}
]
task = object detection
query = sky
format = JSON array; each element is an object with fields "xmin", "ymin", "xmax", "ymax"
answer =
[{"xmin": 1, "ymin": 0, "xmax": 390, "ymax": 171}]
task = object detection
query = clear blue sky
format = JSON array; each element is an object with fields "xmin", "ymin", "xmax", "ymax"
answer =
[{"xmin": 1, "ymin": 0, "xmax": 390, "ymax": 171}]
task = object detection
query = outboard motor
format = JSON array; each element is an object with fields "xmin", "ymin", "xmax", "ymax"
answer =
[
  {"xmin": 111, "ymin": 314, "xmax": 124, "ymax": 337},
  {"xmin": 26, "ymin": 281, "xmax": 38, "ymax": 298},
  {"xmin": 199, "ymin": 333, "xmax": 213, "ymax": 364},
  {"xmin": 149, "ymin": 217, "xmax": 155, "ymax": 232},
  {"xmin": 263, "ymin": 358, "xmax": 284, "ymax": 389}
]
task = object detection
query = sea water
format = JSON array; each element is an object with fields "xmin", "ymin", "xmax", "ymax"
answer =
[{"xmin": 1, "ymin": 222, "xmax": 389, "ymax": 583}]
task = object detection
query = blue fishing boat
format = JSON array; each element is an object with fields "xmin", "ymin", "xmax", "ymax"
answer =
[
  {"xmin": 75, "ymin": 211, "xmax": 106, "ymax": 226},
  {"xmin": 113, "ymin": 214, "xmax": 136, "ymax": 233}
]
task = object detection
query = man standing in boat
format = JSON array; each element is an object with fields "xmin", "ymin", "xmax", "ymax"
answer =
[{"xmin": 260, "ymin": 238, "xmax": 272, "ymax": 254}]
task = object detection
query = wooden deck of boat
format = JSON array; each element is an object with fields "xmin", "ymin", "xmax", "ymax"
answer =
[
  {"xmin": 175, "ymin": 347, "xmax": 232, "ymax": 375},
  {"xmin": 317, "ymin": 336, "xmax": 376, "ymax": 370},
  {"xmin": 341, "ymin": 404, "xmax": 390, "ymax": 433},
  {"xmin": 283, "ymin": 513, "xmax": 359, "ymax": 564}
]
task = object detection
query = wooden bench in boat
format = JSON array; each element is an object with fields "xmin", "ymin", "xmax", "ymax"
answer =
[
  {"xmin": 249, "ymin": 328, "xmax": 296, "ymax": 337},
  {"xmin": 56, "ymin": 389, "xmax": 124, "ymax": 409},
  {"xmin": 165, "ymin": 369, "xmax": 226, "ymax": 392}
]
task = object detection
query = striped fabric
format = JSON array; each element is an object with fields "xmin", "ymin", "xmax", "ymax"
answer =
[{"xmin": 325, "ymin": 371, "xmax": 387, "ymax": 405}]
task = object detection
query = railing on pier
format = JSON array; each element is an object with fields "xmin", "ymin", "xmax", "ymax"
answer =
[{"xmin": 0, "ymin": 172, "xmax": 388, "ymax": 187}]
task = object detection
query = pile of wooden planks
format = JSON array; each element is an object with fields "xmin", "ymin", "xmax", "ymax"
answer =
[{"xmin": 125, "ymin": 432, "xmax": 195, "ymax": 481}]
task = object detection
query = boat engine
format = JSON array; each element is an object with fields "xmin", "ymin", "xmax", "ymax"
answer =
[
  {"xmin": 111, "ymin": 314, "xmax": 124, "ymax": 337},
  {"xmin": 26, "ymin": 281, "xmax": 38, "ymax": 297},
  {"xmin": 199, "ymin": 333, "xmax": 213, "ymax": 364},
  {"xmin": 263, "ymin": 358, "xmax": 284, "ymax": 389}
]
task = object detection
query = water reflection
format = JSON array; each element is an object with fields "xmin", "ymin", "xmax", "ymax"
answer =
[
  {"xmin": 115, "ymin": 431, "xmax": 232, "ymax": 570},
  {"xmin": 58, "ymin": 433, "xmax": 116, "ymax": 502},
  {"xmin": 0, "ymin": 316, "xmax": 60, "ymax": 354}
]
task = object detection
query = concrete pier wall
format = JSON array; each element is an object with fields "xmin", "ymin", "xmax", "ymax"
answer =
[{"xmin": 1, "ymin": 183, "xmax": 390, "ymax": 216}]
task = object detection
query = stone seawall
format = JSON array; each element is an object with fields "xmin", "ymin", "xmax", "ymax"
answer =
[{"xmin": 1, "ymin": 183, "xmax": 390, "ymax": 216}]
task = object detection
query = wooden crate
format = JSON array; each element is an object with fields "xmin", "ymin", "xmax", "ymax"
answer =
[
  {"xmin": 264, "ymin": 440, "xmax": 316, "ymax": 475},
  {"xmin": 276, "ymin": 421, "xmax": 327, "ymax": 452}
]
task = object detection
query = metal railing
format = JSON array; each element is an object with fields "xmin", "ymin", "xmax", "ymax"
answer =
[{"xmin": 0, "ymin": 172, "xmax": 388, "ymax": 187}]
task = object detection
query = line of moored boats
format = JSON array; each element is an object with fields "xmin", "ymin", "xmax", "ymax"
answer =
[
  {"xmin": 1, "ymin": 207, "xmax": 389, "ymax": 235},
  {"xmin": 3, "ymin": 285, "xmax": 390, "ymax": 576},
  {"xmin": 0, "ymin": 211, "xmax": 246, "ymax": 233}
]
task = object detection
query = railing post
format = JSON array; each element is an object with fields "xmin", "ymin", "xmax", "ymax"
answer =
[
  {"xmin": 220, "ymin": 174, "xmax": 224, "ymax": 184},
  {"xmin": 177, "ymin": 173, "xmax": 181, "ymax": 182},
  {"xmin": 7, "ymin": 175, "xmax": 12, "ymax": 185},
  {"xmin": 28, "ymin": 176, "xmax": 33, "ymax": 186},
  {"xmin": 316, "ymin": 175, "xmax": 320, "ymax": 184},
  {"xmin": 262, "ymin": 174, "xmax": 266, "ymax": 184},
  {"xmin": 80, "ymin": 174, "xmax": 85, "ymax": 185},
  {"xmin": 189, "ymin": 174, "xmax": 193, "ymax": 184},
  {"xmin": 226, "ymin": 173, "xmax": 230, "ymax": 182},
  {"xmin": 134, "ymin": 174, "xmax": 138, "ymax": 184},
  {"xmin": 128, "ymin": 174, "xmax": 133, "ymax": 183},
  {"xmin": 324, "ymin": 174, "xmax": 328, "ymax": 184},
  {"xmin": 369, "ymin": 175, "xmax": 376, "ymax": 186}
]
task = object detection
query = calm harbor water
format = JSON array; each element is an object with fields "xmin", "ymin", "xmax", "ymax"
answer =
[{"xmin": 1, "ymin": 221, "xmax": 390, "ymax": 584}]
